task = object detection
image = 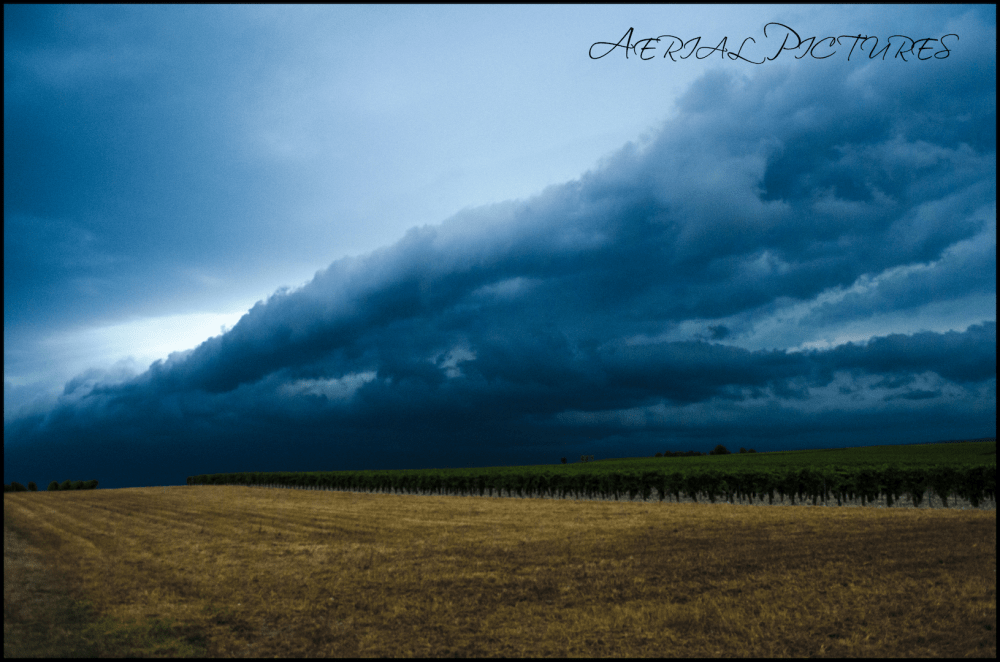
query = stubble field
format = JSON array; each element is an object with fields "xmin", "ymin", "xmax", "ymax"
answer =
[{"xmin": 4, "ymin": 486, "xmax": 996, "ymax": 657}]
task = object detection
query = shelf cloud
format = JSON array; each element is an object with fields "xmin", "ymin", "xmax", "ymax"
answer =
[{"xmin": 4, "ymin": 7, "xmax": 995, "ymax": 488}]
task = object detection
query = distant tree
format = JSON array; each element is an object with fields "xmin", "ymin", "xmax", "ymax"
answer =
[
  {"xmin": 561, "ymin": 457, "xmax": 567, "ymax": 464},
  {"xmin": 48, "ymin": 481, "xmax": 60, "ymax": 491},
  {"xmin": 28, "ymin": 481, "xmax": 38, "ymax": 491},
  {"xmin": 72, "ymin": 480, "xmax": 85, "ymax": 490},
  {"xmin": 3, "ymin": 484, "xmax": 10, "ymax": 493},
  {"xmin": 740, "ymin": 447, "xmax": 748, "ymax": 454},
  {"xmin": 655, "ymin": 452, "xmax": 663, "ymax": 458},
  {"xmin": 749, "ymin": 448, "xmax": 757, "ymax": 453},
  {"xmin": 11, "ymin": 482, "xmax": 27, "ymax": 492},
  {"xmin": 60, "ymin": 479, "xmax": 72, "ymax": 491},
  {"xmin": 84, "ymin": 479, "xmax": 99, "ymax": 490},
  {"xmin": 710, "ymin": 445, "xmax": 731, "ymax": 456}
]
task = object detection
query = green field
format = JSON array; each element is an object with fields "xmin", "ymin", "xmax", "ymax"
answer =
[
  {"xmin": 292, "ymin": 438, "xmax": 996, "ymax": 480},
  {"xmin": 563, "ymin": 439, "xmax": 997, "ymax": 472}
]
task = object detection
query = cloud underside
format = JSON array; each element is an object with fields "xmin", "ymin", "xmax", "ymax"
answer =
[{"xmin": 6, "ymin": 58, "xmax": 996, "ymax": 480}]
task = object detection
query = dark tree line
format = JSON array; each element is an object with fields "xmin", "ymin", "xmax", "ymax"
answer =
[{"xmin": 5, "ymin": 479, "xmax": 99, "ymax": 492}]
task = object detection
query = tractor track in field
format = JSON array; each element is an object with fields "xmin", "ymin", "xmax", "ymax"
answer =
[{"xmin": 4, "ymin": 523, "xmax": 98, "ymax": 658}]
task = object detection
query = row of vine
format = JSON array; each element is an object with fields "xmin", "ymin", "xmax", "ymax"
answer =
[{"xmin": 188, "ymin": 465, "xmax": 995, "ymax": 507}]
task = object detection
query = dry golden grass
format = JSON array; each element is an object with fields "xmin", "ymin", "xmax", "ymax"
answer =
[{"xmin": 4, "ymin": 486, "xmax": 995, "ymax": 657}]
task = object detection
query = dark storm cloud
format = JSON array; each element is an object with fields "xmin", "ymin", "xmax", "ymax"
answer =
[
  {"xmin": 5, "ymin": 30, "xmax": 996, "ymax": 487},
  {"xmin": 823, "ymin": 322, "xmax": 996, "ymax": 385}
]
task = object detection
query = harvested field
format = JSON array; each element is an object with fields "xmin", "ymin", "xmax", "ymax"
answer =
[{"xmin": 5, "ymin": 486, "xmax": 996, "ymax": 657}]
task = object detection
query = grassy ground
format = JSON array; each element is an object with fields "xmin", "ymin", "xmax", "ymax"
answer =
[
  {"xmin": 4, "ymin": 515, "xmax": 206, "ymax": 657},
  {"xmin": 5, "ymin": 486, "xmax": 996, "ymax": 657}
]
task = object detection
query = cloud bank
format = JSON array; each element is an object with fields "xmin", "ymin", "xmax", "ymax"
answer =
[{"xmin": 5, "ymin": 48, "xmax": 995, "ymax": 488}]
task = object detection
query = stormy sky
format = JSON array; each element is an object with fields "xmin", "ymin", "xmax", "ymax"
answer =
[{"xmin": 5, "ymin": 5, "xmax": 995, "ymax": 489}]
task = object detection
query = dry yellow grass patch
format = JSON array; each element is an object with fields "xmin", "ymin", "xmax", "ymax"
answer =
[{"xmin": 4, "ymin": 486, "xmax": 996, "ymax": 657}]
